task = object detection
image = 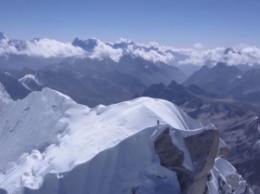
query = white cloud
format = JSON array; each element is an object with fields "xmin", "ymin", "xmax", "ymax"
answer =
[
  {"xmin": 126, "ymin": 44, "xmax": 174, "ymax": 64},
  {"xmin": 0, "ymin": 39, "xmax": 18, "ymax": 56},
  {"xmin": 0, "ymin": 38, "xmax": 85, "ymax": 58},
  {"xmin": 177, "ymin": 46, "xmax": 260, "ymax": 66},
  {"xmin": 23, "ymin": 39, "xmax": 85, "ymax": 58},
  {"xmin": 89, "ymin": 40, "xmax": 123, "ymax": 62},
  {"xmin": 1, "ymin": 35, "xmax": 260, "ymax": 66}
]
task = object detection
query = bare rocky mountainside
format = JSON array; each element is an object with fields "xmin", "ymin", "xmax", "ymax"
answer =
[
  {"xmin": 183, "ymin": 63, "xmax": 260, "ymax": 104},
  {"xmin": 0, "ymin": 55, "xmax": 186, "ymax": 107}
]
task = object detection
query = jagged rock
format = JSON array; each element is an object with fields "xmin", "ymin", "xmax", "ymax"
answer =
[
  {"xmin": 154, "ymin": 128, "xmax": 193, "ymax": 192},
  {"xmin": 154, "ymin": 127, "xmax": 219, "ymax": 194},
  {"xmin": 219, "ymin": 138, "xmax": 230, "ymax": 159},
  {"xmin": 185, "ymin": 129, "xmax": 219, "ymax": 194},
  {"xmin": 154, "ymin": 128, "xmax": 184, "ymax": 168}
]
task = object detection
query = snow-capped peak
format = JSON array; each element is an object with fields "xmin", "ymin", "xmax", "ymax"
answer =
[
  {"xmin": 0, "ymin": 88, "xmax": 254, "ymax": 194},
  {"xmin": 0, "ymin": 89, "xmax": 203, "ymax": 193}
]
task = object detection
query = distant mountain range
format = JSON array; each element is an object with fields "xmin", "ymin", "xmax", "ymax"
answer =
[
  {"xmin": 183, "ymin": 63, "xmax": 260, "ymax": 104},
  {"xmin": 0, "ymin": 57, "xmax": 186, "ymax": 106},
  {"xmin": 183, "ymin": 63, "xmax": 242, "ymax": 96},
  {"xmin": 1, "ymin": 32, "xmax": 260, "ymax": 73}
]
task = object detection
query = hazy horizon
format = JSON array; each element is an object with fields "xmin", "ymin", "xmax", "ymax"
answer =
[{"xmin": 1, "ymin": 0, "xmax": 260, "ymax": 47}]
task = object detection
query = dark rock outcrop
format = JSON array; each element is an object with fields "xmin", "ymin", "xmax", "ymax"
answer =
[
  {"xmin": 154, "ymin": 128, "xmax": 192, "ymax": 192},
  {"xmin": 154, "ymin": 127, "xmax": 219, "ymax": 194},
  {"xmin": 0, "ymin": 71, "xmax": 30, "ymax": 100},
  {"xmin": 185, "ymin": 130, "xmax": 219, "ymax": 194}
]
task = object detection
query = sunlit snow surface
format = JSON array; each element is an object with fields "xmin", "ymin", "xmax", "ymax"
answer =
[
  {"xmin": 0, "ymin": 88, "xmax": 252, "ymax": 194},
  {"xmin": 0, "ymin": 88, "xmax": 202, "ymax": 193}
]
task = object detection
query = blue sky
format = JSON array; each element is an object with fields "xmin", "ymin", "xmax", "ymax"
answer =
[{"xmin": 0, "ymin": 0, "xmax": 259, "ymax": 47}]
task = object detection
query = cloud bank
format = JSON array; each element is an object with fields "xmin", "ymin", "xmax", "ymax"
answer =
[
  {"xmin": 89, "ymin": 39, "xmax": 123, "ymax": 62},
  {"xmin": 0, "ymin": 37, "xmax": 85, "ymax": 58},
  {"xmin": 1, "ymin": 33, "xmax": 260, "ymax": 66}
]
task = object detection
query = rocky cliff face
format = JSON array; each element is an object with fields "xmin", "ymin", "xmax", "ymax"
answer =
[
  {"xmin": 154, "ymin": 127, "xmax": 219, "ymax": 194},
  {"xmin": 154, "ymin": 127, "xmax": 253, "ymax": 194}
]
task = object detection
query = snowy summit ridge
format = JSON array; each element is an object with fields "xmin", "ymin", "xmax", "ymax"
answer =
[{"xmin": 0, "ymin": 88, "xmax": 253, "ymax": 194}]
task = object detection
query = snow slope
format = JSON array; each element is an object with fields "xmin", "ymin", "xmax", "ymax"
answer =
[
  {"xmin": 0, "ymin": 88, "xmax": 253, "ymax": 194},
  {"xmin": 23, "ymin": 125, "xmax": 182, "ymax": 194},
  {"xmin": 0, "ymin": 83, "xmax": 11, "ymax": 104},
  {"xmin": 0, "ymin": 88, "xmax": 202, "ymax": 193}
]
